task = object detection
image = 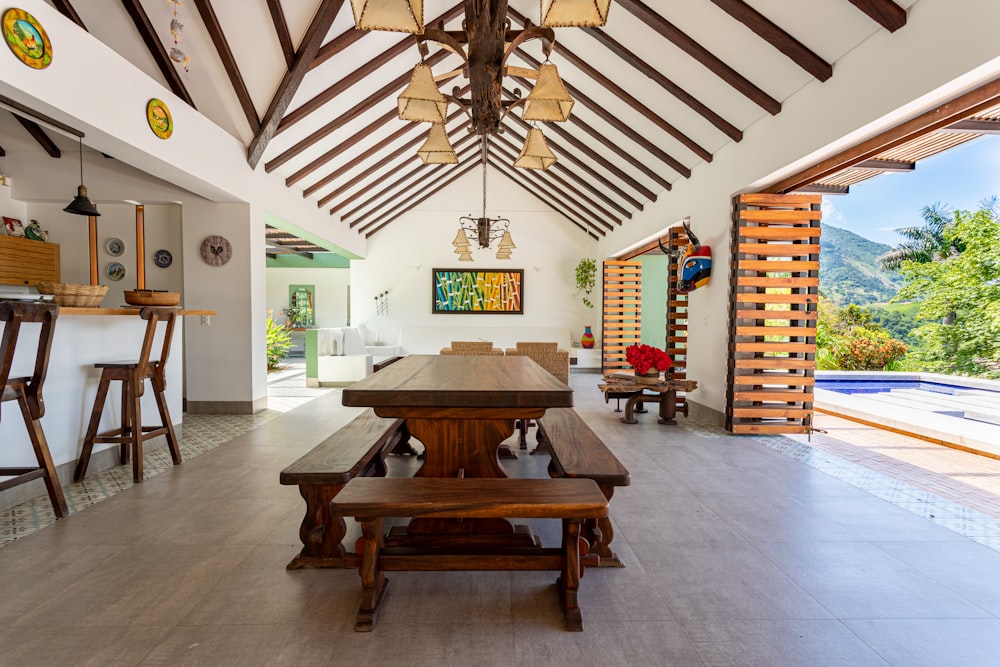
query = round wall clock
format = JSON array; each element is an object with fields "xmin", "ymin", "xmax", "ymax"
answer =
[
  {"xmin": 2, "ymin": 9, "xmax": 52, "ymax": 70},
  {"xmin": 153, "ymin": 249, "xmax": 172, "ymax": 268},
  {"xmin": 200, "ymin": 235, "xmax": 232, "ymax": 266},
  {"xmin": 146, "ymin": 98, "xmax": 173, "ymax": 139},
  {"xmin": 106, "ymin": 237, "xmax": 125, "ymax": 256}
]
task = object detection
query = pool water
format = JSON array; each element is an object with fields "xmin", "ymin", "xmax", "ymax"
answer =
[{"xmin": 815, "ymin": 380, "xmax": 1000, "ymax": 396}]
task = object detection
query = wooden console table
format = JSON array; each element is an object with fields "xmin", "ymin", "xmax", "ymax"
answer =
[{"xmin": 599, "ymin": 374, "xmax": 698, "ymax": 425}]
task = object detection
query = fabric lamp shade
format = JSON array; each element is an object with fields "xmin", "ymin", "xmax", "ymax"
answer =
[
  {"xmin": 497, "ymin": 230, "xmax": 515, "ymax": 249},
  {"xmin": 452, "ymin": 228, "xmax": 472, "ymax": 248},
  {"xmin": 539, "ymin": 0, "xmax": 611, "ymax": 27},
  {"xmin": 350, "ymin": 0, "xmax": 424, "ymax": 33},
  {"xmin": 513, "ymin": 127, "xmax": 557, "ymax": 170},
  {"xmin": 417, "ymin": 123, "xmax": 458, "ymax": 164},
  {"xmin": 522, "ymin": 64, "xmax": 574, "ymax": 122},
  {"xmin": 457, "ymin": 250, "xmax": 474, "ymax": 261},
  {"xmin": 398, "ymin": 64, "xmax": 448, "ymax": 122}
]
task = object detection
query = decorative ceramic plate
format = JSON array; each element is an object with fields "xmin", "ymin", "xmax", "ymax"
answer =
[
  {"xmin": 200, "ymin": 235, "xmax": 232, "ymax": 266},
  {"xmin": 106, "ymin": 237, "xmax": 125, "ymax": 256},
  {"xmin": 2, "ymin": 216, "xmax": 25, "ymax": 237},
  {"xmin": 106, "ymin": 262, "xmax": 126, "ymax": 281},
  {"xmin": 2, "ymin": 8, "xmax": 52, "ymax": 70},
  {"xmin": 153, "ymin": 248, "xmax": 172, "ymax": 268},
  {"xmin": 146, "ymin": 98, "xmax": 173, "ymax": 139}
]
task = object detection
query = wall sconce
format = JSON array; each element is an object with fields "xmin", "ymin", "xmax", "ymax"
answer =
[{"xmin": 64, "ymin": 136, "xmax": 100, "ymax": 217}]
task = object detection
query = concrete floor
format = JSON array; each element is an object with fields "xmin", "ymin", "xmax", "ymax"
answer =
[{"xmin": 2, "ymin": 370, "xmax": 1000, "ymax": 666}]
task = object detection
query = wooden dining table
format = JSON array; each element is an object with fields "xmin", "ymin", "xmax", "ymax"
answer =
[{"xmin": 342, "ymin": 354, "xmax": 575, "ymax": 546}]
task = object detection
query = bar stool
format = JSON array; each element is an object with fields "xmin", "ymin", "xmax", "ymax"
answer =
[
  {"xmin": 74, "ymin": 307, "xmax": 182, "ymax": 483},
  {"xmin": 0, "ymin": 302, "xmax": 69, "ymax": 517}
]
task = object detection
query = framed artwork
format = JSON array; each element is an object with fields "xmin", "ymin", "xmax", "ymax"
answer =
[
  {"xmin": 3, "ymin": 216, "xmax": 25, "ymax": 237},
  {"xmin": 3, "ymin": 8, "xmax": 52, "ymax": 70},
  {"xmin": 146, "ymin": 98, "xmax": 173, "ymax": 139},
  {"xmin": 432, "ymin": 268, "xmax": 523, "ymax": 314}
]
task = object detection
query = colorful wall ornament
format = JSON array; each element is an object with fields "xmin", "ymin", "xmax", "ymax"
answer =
[
  {"xmin": 146, "ymin": 98, "xmax": 173, "ymax": 139},
  {"xmin": 3, "ymin": 8, "xmax": 52, "ymax": 69},
  {"xmin": 432, "ymin": 268, "xmax": 523, "ymax": 314}
]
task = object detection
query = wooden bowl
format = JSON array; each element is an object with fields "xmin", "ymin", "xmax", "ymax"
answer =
[{"xmin": 123, "ymin": 290, "xmax": 180, "ymax": 306}]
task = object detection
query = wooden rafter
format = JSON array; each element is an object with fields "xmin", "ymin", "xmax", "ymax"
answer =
[
  {"xmin": 13, "ymin": 117, "xmax": 60, "ymax": 158},
  {"xmin": 361, "ymin": 161, "xmax": 480, "ymax": 236},
  {"xmin": 615, "ymin": 0, "xmax": 780, "ymax": 114},
  {"xmin": 50, "ymin": 0, "xmax": 86, "ymax": 29},
  {"xmin": 854, "ymin": 158, "xmax": 914, "ymax": 171},
  {"xmin": 486, "ymin": 158, "xmax": 599, "ymax": 238},
  {"xmin": 941, "ymin": 119, "xmax": 1000, "ymax": 134},
  {"xmin": 795, "ymin": 184, "xmax": 849, "ymax": 195},
  {"xmin": 581, "ymin": 26, "xmax": 741, "ymax": 141},
  {"xmin": 266, "ymin": 0, "xmax": 296, "ymax": 70},
  {"xmin": 247, "ymin": 0, "xmax": 344, "ymax": 169},
  {"xmin": 707, "ymin": 0, "xmax": 832, "ymax": 81},
  {"xmin": 265, "ymin": 49, "xmax": 450, "ymax": 173},
  {"xmin": 119, "ymin": 0, "xmax": 195, "ymax": 108},
  {"xmin": 846, "ymin": 0, "xmax": 907, "ymax": 32},
  {"xmin": 192, "ymin": 0, "xmax": 260, "ymax": 133}
]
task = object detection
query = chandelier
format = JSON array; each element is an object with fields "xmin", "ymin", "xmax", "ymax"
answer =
[
  {"xmin": 454, "ymin": 136, "xmax": 515, "ymax": 260},
  {"xmin": 350, "ymin": 0, "xmax": 611, "ymax": 169}
]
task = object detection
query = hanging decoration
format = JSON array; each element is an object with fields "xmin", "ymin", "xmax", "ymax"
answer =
[
  {"xmin": 658, "ymin": 221, "xmax": 712, "ymax": 294},
  {"xmin": 166, "ymin": 0, "xmax": 190, "ymax": 75}
]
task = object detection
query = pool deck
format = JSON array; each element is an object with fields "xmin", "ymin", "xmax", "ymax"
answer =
[{"xmin": 815, "ymin": 371, "xmax": 1000, "ymax": 460}]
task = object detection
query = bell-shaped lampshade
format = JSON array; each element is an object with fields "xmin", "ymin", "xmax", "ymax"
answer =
[
  {"xmin": 417, "ymin": 123, "xmax": 458, "ymax": 164},
  {"xmin": 457, "ymin": 250, "xmax": 474, "ymax": 262},
  {"xmin": 398, "ymin": 64, "xmax": 448, "ymax": 122},
  {"xmin": 64, "ymin": 137, "xmax": 100, "ymax": 216},
  {"xmin": 540, "ymin": 0, "xmax": 611, "ymax": 27},
  {"xmin": 513, "ymin": 127, "xmax": 557, "ymax": 170},
  {"xmin": 452, "ymin": 228, "xmax": 472, "ymax": 249},
  {"xmin": 522, "ymin": 63, "xmax": 574, "ymax": 122},
  {"xmin": 497, "ymin": 230, "xmax": 515, "ymax": 249},
  {"xmin": 350, "ymin": 0, "xmax": 424, "ymax": 33}
]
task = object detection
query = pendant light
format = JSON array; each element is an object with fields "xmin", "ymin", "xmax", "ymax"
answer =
[
  {"xmin": 540, "ymin": 0, "xmax": 612, "ymax": 27},
  {"xmin": 522, "ymin": 63, "xmax": 574, "ymax": 122},
  {"xmin": 350, "ymin": 0, "xmax": 424, "ymax": 33},
  {"xmin": 64, "ymin": 136, "xmax": 100, "ymax": 217},
  {"xmin": 513, "ymin": 127, "xmax": 557, "ymax": 170}
]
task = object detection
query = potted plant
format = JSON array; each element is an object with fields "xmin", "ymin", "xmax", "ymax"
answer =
[
  {"xmin": 575, "ymin": 258, "xmax": 597, "ymax": 308},
  {"xmin": 625, "ymin": 343, "xmax": 672, "ymax": 384}
]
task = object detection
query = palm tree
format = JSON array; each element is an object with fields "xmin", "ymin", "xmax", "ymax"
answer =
[{"xmin": 877, "ymin": 202, "xmax": 964, "ymax": 270}]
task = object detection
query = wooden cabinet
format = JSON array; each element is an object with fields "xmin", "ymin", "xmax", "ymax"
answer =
[{"xmin": 0, "ymin": 235, "xmax": 60, "ymax": 286}]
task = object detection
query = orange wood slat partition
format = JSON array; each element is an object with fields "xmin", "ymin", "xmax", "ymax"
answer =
[
  {"xmin": 601, "ymin": 260, "xmax": 642, "ymax": 372},
  {"xmin": 666, "ymin": 225, "xmax": 689, "ymax": 416},
  {"xmin": 725, "ymin": 193, "xmax": 821, "ymax": 434}
]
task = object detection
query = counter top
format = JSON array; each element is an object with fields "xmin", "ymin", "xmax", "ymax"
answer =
[{"xmin": 61, "ymin": 307, "xmax": 216, "ymax": 316}]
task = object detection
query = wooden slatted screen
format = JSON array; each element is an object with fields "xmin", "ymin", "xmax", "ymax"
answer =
[
  {"xmin": 666, "ymin": 226, "xmax": 689, "ymax": 416},
  {"xmin": 601, "ymin": 260, "xmax": 642, "ymax": 372},
  {"xmin": 726, "ymin": 193, "xmax": 820, "ymax": 434}
]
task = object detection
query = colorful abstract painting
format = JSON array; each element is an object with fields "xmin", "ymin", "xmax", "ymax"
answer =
[{"xmin": 432, "ymin": 269, "xmax": 523, "ymax": 314}]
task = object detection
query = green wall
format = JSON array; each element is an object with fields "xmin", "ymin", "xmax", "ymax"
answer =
[{"xmin": 638, "ymin": 255, "xmax": 669, "ymax": 348}]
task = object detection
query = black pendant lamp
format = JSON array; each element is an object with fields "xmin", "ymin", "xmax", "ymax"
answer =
[{"xmin": 64, "ymin": 136, "xmax": 100, "ymax": 216}]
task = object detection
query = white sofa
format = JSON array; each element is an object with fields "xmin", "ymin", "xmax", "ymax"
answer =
[{"xmin": 305, "ymin": 327, "xmax": 375, "ymax": 387}]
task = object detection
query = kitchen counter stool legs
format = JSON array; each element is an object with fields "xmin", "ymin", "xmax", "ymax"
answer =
[
  {"xmin": 0, "ymin": 302, "xmax": 68, "ymax": 517},
  {"xmin": 74, "ymin": 307, "xmax": 182, "ymax": 484}
]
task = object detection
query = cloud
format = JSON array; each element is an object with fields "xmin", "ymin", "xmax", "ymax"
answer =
[{"xmin": 821, "ymin": 198, "xmax": 846, "ymax": 225}]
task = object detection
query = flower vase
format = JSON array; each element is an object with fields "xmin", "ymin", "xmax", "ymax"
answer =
[
  {"xmin": 635, "ymin": 370, "xmax": 660, "ymax": 385},
  {"xmin": 581, "ymin": 326, "xmax": 595, "ymax": 349}
]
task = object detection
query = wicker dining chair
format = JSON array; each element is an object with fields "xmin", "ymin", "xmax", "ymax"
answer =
[
  {"xmin": 504, "ymin": 342, "xmax": 570, "ymax": 449},
  {"xmin": 439, "ymin": 341, "xmax": 504, "ymax": 355}
]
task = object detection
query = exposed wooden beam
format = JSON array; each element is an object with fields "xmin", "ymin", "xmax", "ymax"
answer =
[
  {"xmin": 50, "ymin": 0, "xmax": 86, "ymax": 29},
  {"xmin": 362, "ymin": 161, "xmax": 480, "ymax": 237},
  {"xmin": 846, "ymin": 0, "xmax": 907, "ymax": 32},
  {"xmin": 581, "ymin": 26, "xmax": 741, "ymax": 141},
  {"xmin": 192, "ymin": 0, "xmax": 260, "ymax": 133},
  {"xmin": 0, "ymin": 94, "xmax": 83, "ymax": 137},
  {"xmin": 615, "ymin": 0, "xmax": 781, "ymax": 114},
  {"xmin": 13, "ymin": 116, "xmax": 60, "ymax": 158},
  {"xmin": 119, "ymin": 0, "xmax": 195, "ymax": 108},
  {"xmin": 247, "ymin": 0, "xmax": 344, "ymax": 169},
  {"xmin": 854, "ymin": 158, "xmax": 914, "ymax": 171},
  {"xmin": 794, "ymin": 184, "xmax": 849, "ymax": 195},
  {"xmin": 486, "ymin": 158, "xmax": 601, "ymax": 238},
  {"xmin": 514, "ymin": 49, "xmax": 690, "ymax": 179},
  {"xmin": 265, "ymin": 49, "xmax": 449, "ymax": 173},
  {"xmin": 266, "ymin": 0, "xmax": 296, "ymax": 70},
  {"xmin": 941, "ymin": 119, "xmax": 1000, "ymax": 134},
  {"xmin": 707, "ymin": 0, "xmax": 831, "ymax": 81},
  {"xmin": 766, "ymin": 76, "xmax": 1000, "ymax": 194}
]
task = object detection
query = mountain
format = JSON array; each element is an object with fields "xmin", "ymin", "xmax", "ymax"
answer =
[{"xmin": 819, "ymin": 225, "xmax": 905, "ymax": 305}]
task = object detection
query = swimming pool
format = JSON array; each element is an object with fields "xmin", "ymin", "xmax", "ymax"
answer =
[{"xmin": 816, "ymin": 378, "xmax": 1000, "ymax": 397}]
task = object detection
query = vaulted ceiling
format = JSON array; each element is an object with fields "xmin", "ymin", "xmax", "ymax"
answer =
[{"xmin": 14, "ymin": 0, "xmax": 965, "ymax": 253}]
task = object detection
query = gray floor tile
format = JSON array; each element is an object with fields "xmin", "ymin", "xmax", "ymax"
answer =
[{"xmin": 844, "ymin": 618, "xmax": 1000, "ymax": 667}]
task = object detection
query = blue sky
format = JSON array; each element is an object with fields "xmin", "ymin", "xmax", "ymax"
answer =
[{"xmin": 821, "ymin": 134, "xmax": 1000, "ymax": 247}]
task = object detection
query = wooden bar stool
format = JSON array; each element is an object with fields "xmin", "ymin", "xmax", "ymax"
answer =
[
  {"xmin": 0, "ymin": 302, "xmax": 69, "ymax": 518},
  {"xmin": 74, "ymin": 307, "xmax": 182, "ymax": 483}
]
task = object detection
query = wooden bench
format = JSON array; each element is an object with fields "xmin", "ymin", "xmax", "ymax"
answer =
[
  {"xmin": 536, "ymin": 407, "xmax": 631, "ymax": 567},
  {"xmin": 331, "ymin": 477, "xmax": 608, "ymax": 632},
  {"xmin": 279, "ymin": 408, "xmax": 411, "ymax": 569}
]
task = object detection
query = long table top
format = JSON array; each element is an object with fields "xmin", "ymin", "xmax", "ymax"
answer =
[{"xmin": 342, "ymin": 354, "xmax": 573, "ymax": 410}]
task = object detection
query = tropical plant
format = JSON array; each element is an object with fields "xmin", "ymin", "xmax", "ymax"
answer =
[
  {"xmin": 831, "ymin": 327, "xmax": 908, "ymax": 370},
  {"xmin": 574, "ymin": 258, "xmax": 597, "ymax": 309},
  {"xmin": 877, "ymin": 202, "xmax": 964, "ymax": 270},
  {"xmin": 266, "ymin": 310, "xmax": 292, "ymax": 370}
]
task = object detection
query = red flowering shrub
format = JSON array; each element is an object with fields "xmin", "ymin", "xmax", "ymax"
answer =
[
  {"xmin": 625, "ymin": 344, "xmax": 672, "ymax": 375},
  {"xmin": 832, "ymin": 327, "xmax": 908, "ymax": 371}
]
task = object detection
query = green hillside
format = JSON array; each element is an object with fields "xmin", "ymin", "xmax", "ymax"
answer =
[{"xmin": 819, "ymin": 225, "xmax": 904, "ymax": 305}]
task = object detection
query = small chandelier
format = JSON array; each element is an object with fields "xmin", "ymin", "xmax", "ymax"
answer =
[{"xmin": 455, "ymin": 137, "xmax": 514, "ymax": 261}]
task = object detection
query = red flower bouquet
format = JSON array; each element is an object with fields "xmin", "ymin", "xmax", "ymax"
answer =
[{"xmin": 625, "ymin": 344, "xmax": 672, "ymax": 375}]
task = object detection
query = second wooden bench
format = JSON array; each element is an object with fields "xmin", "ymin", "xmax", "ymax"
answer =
[{"xmin": 536, "ymin": 407, "xmax": 631, "ymax": 567}]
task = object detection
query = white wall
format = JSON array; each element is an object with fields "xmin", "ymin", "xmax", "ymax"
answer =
[
  {"xmin": 266, "ymin": 267, "xmax": 351, "ymax": 328},
  {"xmin": 350, "ymin": 167, "xmax": 598, "ymax": 351}
]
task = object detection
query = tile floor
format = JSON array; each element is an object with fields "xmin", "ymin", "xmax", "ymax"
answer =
[{"xmin": 2, "ymin": 367, "xmax": 1000, "ymax": 665}]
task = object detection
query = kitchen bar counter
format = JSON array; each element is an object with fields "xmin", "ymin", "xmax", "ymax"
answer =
[{"xmin": 61, "ymin": 307, "xmax": 216, "ymax": 316}]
